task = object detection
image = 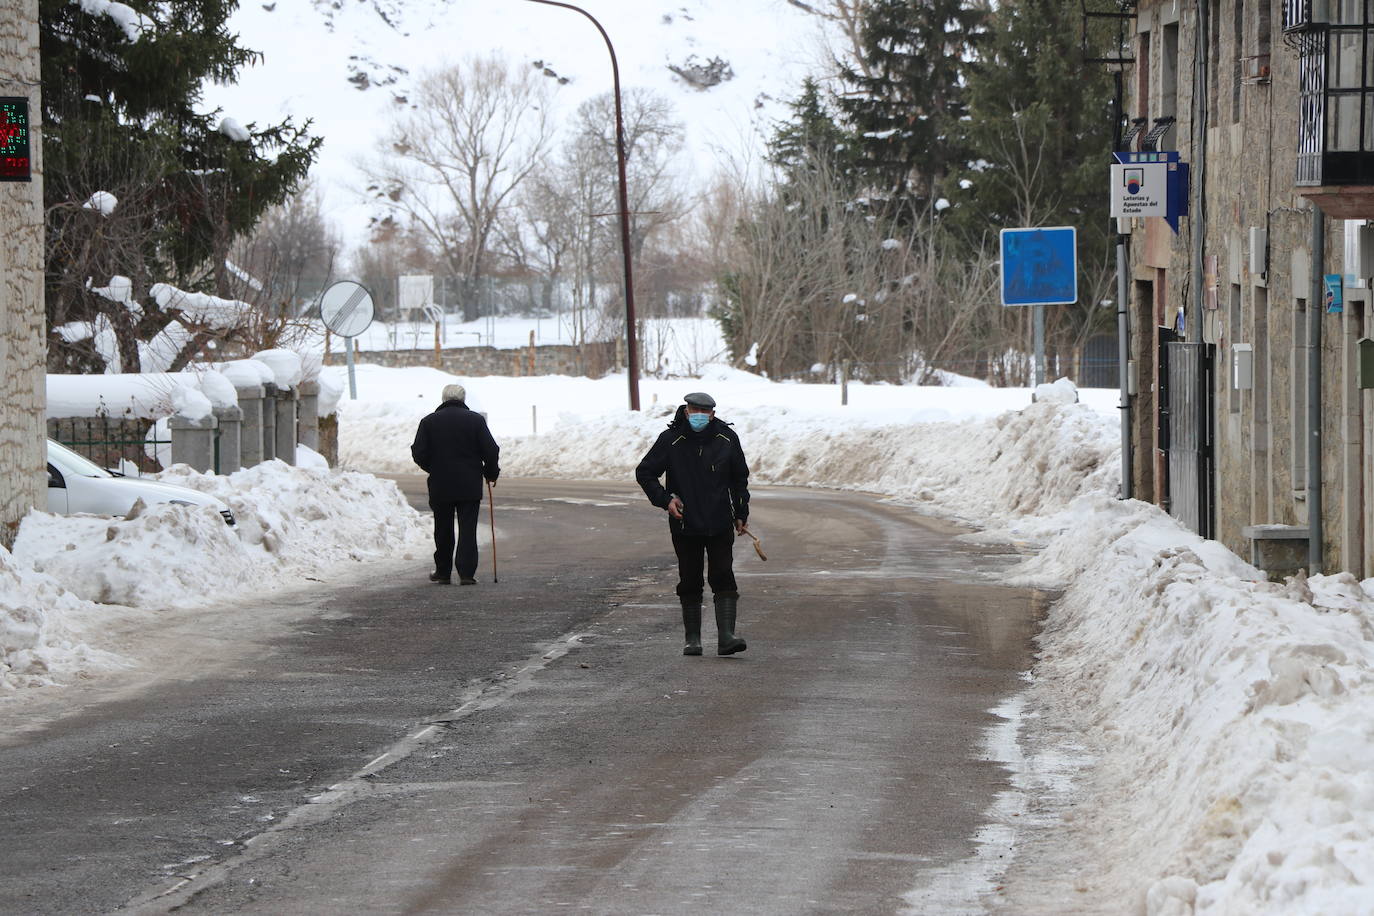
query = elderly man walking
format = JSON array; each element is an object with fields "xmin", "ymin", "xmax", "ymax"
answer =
[
  {"xmin": 635, "ymin": 391, "xmax": 751, "ymax": 656},
  {"xmin": 411, "ymin": 384, "xmax": 500, "ymax": 585}
]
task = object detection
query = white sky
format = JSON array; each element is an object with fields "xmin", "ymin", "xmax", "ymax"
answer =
[{"xmin": 200, "ymin": 0, "xmax": 832, "ymax": 246}]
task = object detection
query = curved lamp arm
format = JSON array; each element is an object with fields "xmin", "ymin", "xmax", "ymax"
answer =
[{"xmin": 517, "ymin": 0, "xmax": 640, "ymax": 411}]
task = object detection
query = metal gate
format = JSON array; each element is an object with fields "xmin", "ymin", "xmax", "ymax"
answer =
[{"xmin": 1164, "ymin": 340, "xmax": 1215, "ymax": 538}]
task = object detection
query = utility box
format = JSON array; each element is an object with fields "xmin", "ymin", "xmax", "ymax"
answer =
[
  {"xmin": 1359, "ymin": 337, "xmax": 1374, "ymax": 389},
  {"xmin": 1233, "ymin": 343, "xmax": 1254, "ymax": 390}
]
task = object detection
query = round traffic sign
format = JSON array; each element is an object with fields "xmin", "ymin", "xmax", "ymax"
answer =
[{"xmin": 318, "ymin": 281, "xmax": 375, "ymax": 338}]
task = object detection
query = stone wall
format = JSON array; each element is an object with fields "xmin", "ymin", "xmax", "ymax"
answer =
[{"xmin": 323, "ymin": 341, "xmax": 621, "ymax": 378}]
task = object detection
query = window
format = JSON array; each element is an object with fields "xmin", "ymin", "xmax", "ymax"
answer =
[
  {"xmin": 1139, "ymin": 30, "xmax": 1152, "ymax": 121},
  {"xmin": 1296, "ymin": 2, "xmax": 1374, "ymax": 184},
  {"xmin": 1162, "ymin": 24, "xmax": 1179, "ymax": 148}
]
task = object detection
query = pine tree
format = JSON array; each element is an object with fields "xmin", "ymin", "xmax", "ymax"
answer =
[
  {"xmin": 40, "ymin": 0, "xmax": 321, "ymax": 372},
  {"xmin": 833, "ymin": 0, "xmax": 986, "ymax": 210},
  {"xmin": 767, "ymin": 77, "xmax": 853, "ymax": 190},
  {"xmin": 942, "ymin": 0, "xmax": 1117, "ymax": 360}
]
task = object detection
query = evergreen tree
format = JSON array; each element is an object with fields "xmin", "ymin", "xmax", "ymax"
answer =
[
  {"xmin": 942, "ymin": 0, "xmax": 1117, "ymax": 359},
  {"xmin": 833, "ymin": 0, "xmax": 986, "ymax": 210},
  {"xmin": 41, "ymin": 0, "xmax": 321, "ymax": 372},
  {"xmin": 767, "ymin": 77, "xmax": 853, "ymax": 191}
]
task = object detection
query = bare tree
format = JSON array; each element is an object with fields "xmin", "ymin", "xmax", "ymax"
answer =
[
  {"xmin": 364, "ymin": 55, "xmax": 557, "ymax": 321},
  {"xmin": 716, "ymin": 151, "xmax": 1006, "ymax": 384},
  {"xmin": 226, "ymin": 181, "xmax": 341, "ymax": 352}
]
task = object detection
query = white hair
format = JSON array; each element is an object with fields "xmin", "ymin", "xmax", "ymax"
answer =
[{"xmin": 442, "ymin": 384, "xmax": 466, "ymax": 402}]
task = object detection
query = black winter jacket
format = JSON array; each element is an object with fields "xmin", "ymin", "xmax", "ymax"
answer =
[
  {"xmin": 635, "ymin": 406, "xmax": 750, "ymax": 537},
  {"xmin": 410, "ymin": 400, "xmax": 500, "ymax": 503}
]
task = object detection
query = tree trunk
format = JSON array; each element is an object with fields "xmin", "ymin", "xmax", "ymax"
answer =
[{"xmin": 0, "ymin": 0, "xmax": 45, "ymax": 548}]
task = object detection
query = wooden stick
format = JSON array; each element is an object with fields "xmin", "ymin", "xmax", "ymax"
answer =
[
  {"xmin": 487, "ymin": 480, "xmax": 498, "ymax": 583},
  {"xmin": 740, "ymin": 526, "xmax": 767, "ymax": 561}
]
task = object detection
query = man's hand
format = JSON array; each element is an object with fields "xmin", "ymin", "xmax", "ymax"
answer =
[
  {"xmin": 735, "ymin": 519, "xmax": 747, "ymax": 535},
  {"xmin": 668, "ymin": 496, "xmax": 684, "ymax": 519}
]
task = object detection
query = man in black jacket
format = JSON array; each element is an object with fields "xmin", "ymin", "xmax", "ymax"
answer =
[
  {"xmin": 410, "ymin": 384, "xmax": 500, "ymax": 585},
  {"xmin": 635, "ymin": 391, "xmax": 751, "ymax": 656}
]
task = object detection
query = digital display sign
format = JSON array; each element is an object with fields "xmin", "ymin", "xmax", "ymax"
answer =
[{"xmin": 0, "ymin": 97, "xmax": 32, "ymax": 182}]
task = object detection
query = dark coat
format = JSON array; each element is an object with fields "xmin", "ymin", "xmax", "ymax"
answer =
[
  {"xmin": 635, "ymin": 405, "xmax": 750, "ymax": 537},
  {"xmin": 410, "ymin": 400, "xmax": 500, "ymax": 503}
]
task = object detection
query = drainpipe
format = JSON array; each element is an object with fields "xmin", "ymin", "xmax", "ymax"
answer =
[
  {"xmin": 1308, "ymin": 205, "xmax": 1324, "ymax": 573},
  {"xmin": 1191, "ymin": 0, "xmax": 1210, "ymax": 534},
  {"xmin": 1117, "ymin": 222, "xmax": 1133, "ymax": 499}
]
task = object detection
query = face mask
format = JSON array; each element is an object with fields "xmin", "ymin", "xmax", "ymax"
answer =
[{"xmin": 687, "ymin": 412, "xmax": 710, "ymax": 431}]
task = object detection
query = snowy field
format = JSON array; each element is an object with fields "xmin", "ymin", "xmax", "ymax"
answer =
[{"xmin": 4, "ymin": 361, "xmax": 1373, "ymax": 913}]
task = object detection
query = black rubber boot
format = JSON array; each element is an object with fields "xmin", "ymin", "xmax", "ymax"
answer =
[
  {"xmin": 681, "ymin": 598, "xmax": 703, "ymax": 656},
  {"xmin": 714, "ymin": 592, "xmax": 747, "ymax": 656}
]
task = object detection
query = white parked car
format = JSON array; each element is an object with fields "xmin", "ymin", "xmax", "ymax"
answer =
[{"xmin": 45, "ymin": 439, "xmax": 236, "ymax": 526}]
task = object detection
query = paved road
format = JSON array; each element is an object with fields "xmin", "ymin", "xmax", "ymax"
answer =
[{"xmin": 0, "ymin": 478, "xmax": 1044, "ymax": 915}]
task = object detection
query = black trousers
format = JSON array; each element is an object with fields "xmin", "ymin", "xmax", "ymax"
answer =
[
  {"xmin": 671, "ymin": 529, "xmax": 738, "ymax": 600},
  {"xmin": 432, "ymin": 499, "xmax": 481, "ymax": 579}
]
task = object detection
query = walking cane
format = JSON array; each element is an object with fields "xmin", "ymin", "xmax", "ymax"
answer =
[{"xmin": 487, "ymin": 479, "xmax": 498, "ymax": 583}]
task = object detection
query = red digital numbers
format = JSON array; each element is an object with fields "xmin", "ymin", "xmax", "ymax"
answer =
[{"xmin": 0, "ymin": 98, "xmax": 30, "ymax": 181}]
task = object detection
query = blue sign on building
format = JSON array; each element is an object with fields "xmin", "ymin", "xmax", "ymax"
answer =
[{"xmin": 1000, "ymin": 226, "xmax": 1078, "ymax": 307}]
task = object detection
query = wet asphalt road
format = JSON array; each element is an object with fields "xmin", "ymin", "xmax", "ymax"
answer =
[{"xmin": 0, "ymin": 478, "xmax": 1044, "ymax": 915}]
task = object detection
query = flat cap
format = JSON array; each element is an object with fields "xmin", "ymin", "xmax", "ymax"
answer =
[{"xmin": 683, "ymin": 391, "xmax": 716, "ymax": 409}]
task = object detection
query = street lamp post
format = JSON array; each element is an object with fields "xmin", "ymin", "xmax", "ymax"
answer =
[{"xmin": 517, "ymin": 0, "xmax": 640, "ymax": 411}]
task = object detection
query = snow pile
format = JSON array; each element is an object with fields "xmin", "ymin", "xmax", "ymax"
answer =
[
  {"xmin": 76, "ymin": 0, "xmax": 154, "ymax": 41},
  {"xmin": 997, "ymin": 497, "xmax": 1374, "ymax": 913},
  {"xmin": 150, "ymin": 283, "xmax": 252, "ymax": 329},
  {"xmin": 0, "ymin": 546, "xmax": 124, "ymax": 692},
  {"xmin": 82, "ymin": 190, "xmax": 117, "ymax": 215},
  {"xmin": 14, "ymin": 461, "xmax": 428, "ymax": 612},
  {"xmin": 491, "ymin": 393, "xmax": 1118, "ymax": 527},
  {"xmin": 331, "ymin": 361, "xmax": 1117, "ymax": 476},
  {"xmin": 251, "ymin": 348, "xmax": 304, "ymax": 389},
  {"xmin": 48, "ymin": 371, "xmax": 239, "ymax": 420},
  {"xmin": 3, "ymin": 462, "xmax": 428, "ymax": 690},
  {"xmin": 218, "ymin": 117, "xmax": 250, "ymax": 142}
]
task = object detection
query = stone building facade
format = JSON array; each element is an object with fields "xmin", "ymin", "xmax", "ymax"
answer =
[
  {"xmin": 0, "ymin": 0, "xmax": 46, "ymax": 549},
  {"xmin": 1121, "ymin": 1, "xmax": 1374, "ymax": 575}
]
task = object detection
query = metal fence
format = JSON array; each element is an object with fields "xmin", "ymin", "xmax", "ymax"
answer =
[{"xmin": 47, "ymin": 416, "xmax": 172, "ymax": 475}]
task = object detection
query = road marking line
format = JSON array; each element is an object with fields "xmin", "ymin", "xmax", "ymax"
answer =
[{"xmin": 121, "ymin": 631, "xmax": 593, "ymax": 914}]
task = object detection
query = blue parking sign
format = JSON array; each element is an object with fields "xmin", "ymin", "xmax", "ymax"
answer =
[{"xmin": 1000, "ymin": 227, "xmax": 1078, "ymax": 306}]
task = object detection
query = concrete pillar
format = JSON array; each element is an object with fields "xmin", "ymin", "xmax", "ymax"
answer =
[
  {"xmin": 234, "ymin": 383, "xmax": 266, "ymax": 468},
  {"xmin": 297, "ymin": 380, "xmax": 320, "ymax": 452},
  {"xmin": 168, "ymin": 414, "xmax": 219, "ymax": 472},
  {"xmin": 262, "ymin": 384, "xmax": 278, "ymax": 463},
  {"xmin": 274, "ymin": 387, "xmax": 297, "ymax": 466},
  {"xmin": 213, "ymin": 405, "xmax": 243, "ymax": 474}
]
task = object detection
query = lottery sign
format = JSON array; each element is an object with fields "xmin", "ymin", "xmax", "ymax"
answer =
[{"xmin": 0, "ymin": 97, "xmax": 31, "ymax": 182}]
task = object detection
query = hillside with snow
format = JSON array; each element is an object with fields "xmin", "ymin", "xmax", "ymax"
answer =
[{"xmin": 201, "ymin": 0, "xmax": 833, "ymax": 243}]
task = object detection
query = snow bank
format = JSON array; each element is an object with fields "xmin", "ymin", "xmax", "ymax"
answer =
[
  {"xmin": 997, "ymin": 496, "xmax": 1374, "ymax": 914},
  {"xmin": 490, "ymin": 396, "xmax": 1119, "ymax": 527},
  {"xmin": 0, "ymin": 547, "xmax": 124, "ymax": 693},
  {"xmin": 3, "ymin": 462, "xmax": 427, "ymax": 690}
]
